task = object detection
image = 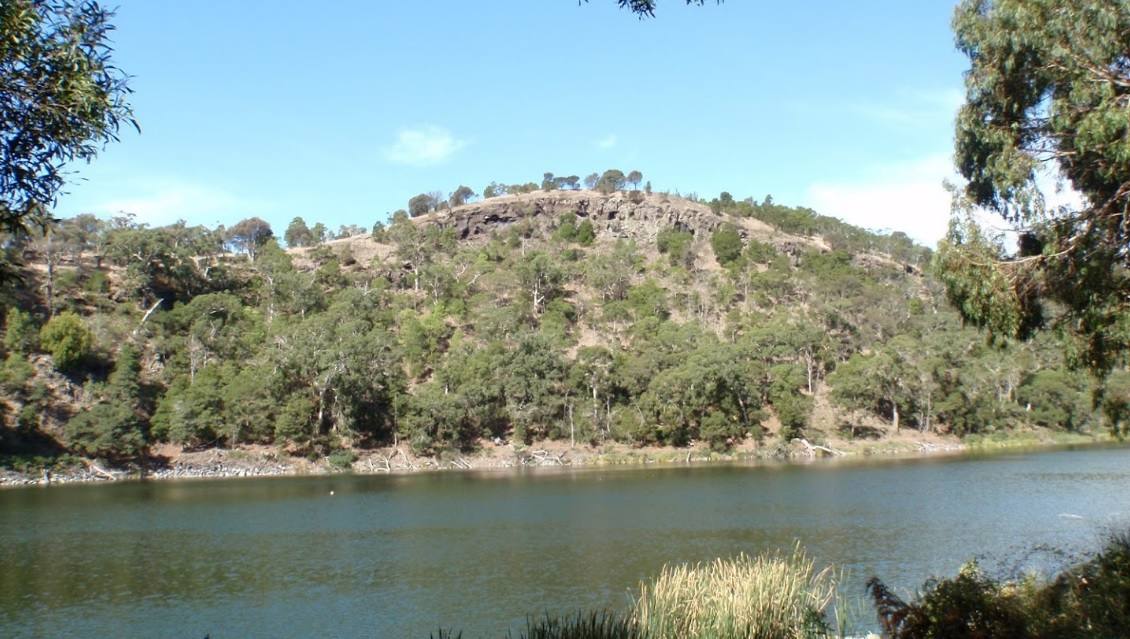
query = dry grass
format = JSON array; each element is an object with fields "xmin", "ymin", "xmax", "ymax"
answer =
[{"xmin": 634, "ymin": 544, "xmax": 837, "ymax": 639}]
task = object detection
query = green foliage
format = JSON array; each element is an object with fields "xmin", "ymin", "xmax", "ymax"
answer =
[
  {"xmin": 595, "ymin": 169, "xmax": 626, "ymax": 194},
  {"xmin": 8, "ymin": 176, "xmax": 1108, "ymax": 463},
  {"xmin": 409, "ymin": 193, "xmax": 435, "ymax": 217},
  {"xmin": 402, "ymin": 383, "xmax": 478, "ymax": 454},
  {"xmin": 870, "ymin": 532, "xmax": 1130, "ymax": 639},
  {"xmin": 1016, "ymin": 370, "xmax": 1091, "ymax": 431},
  {"xmin": 742, "ymin": 241, "xmax": 774, "ymax": 266},
  {"xmin": 655, "ymin": 228, "xmax": 693, "ymax": 267},
  {"xmin": 869, "ymin": 563, "xmax": 1031, "ymax": 639},
  {"xmin": 38, "ymin": 311, "xmax": 92, "ymax": 371},
  {"xmin": 1099, "ymin": 371, "xmax": 1130, "ymax": 436},
  {"xmin": 65, "ymin": 345, "xmax": 146, "ymax": 459},
  {"xmin": 151, "ymin": 367, "xmax": 229, "ymax": 446},
  {"xmin": 0, "ymin": 353, "xmax": 34, "ymax": 394},
  {"xmin": 0, "ymin": 0, "xmax": 135, "ymax": 233},
  {"xmin": 710, "ymin": 224, "xmax": 743, "ymax": 266},
  {"xmin": 326, "ymin": 449, "xmax": 357, "ymax": 471},
  {"xmin": 4, "ymin": 308, "xmax": 37, "ymax": 353},
  {"xmin": 449, "ymin": 185, "xmax": 475, "ymax": 207},
  {"xmin": 226, "ymin": 217, "xmax": 273, "ymax": 259},
  {"xmin": 581, "ymin": 1, "xmax": 717, "ymax": 21},
  {"xmin": 945, "ymin": 0, "xmax": 1130, "ymax": 374},
  {"xmin": 627, "ymin": 280, "xmax": 669, "ymax": 321},
  {"xmin": 575, "ymin": 220, "xmax": 595, "ymax": 245},
  {"xmin": 554, "ymin": 212, "xmax": 579, "ymax": 242},
  {"xmin": 65, "ymin": 399, "xmax": 145, "ymax": 460},
  {"xmin": 284, "ymin": 217, "xmax": 314, "ymax": 248}
]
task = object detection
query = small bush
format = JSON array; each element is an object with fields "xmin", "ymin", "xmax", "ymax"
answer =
[
  {"xmin": 711, "ymin": 224, "xmax": 744, "ymax": 266},
  {"xmin": 4, "ymin": 308, "xmax": 38, "ymax": 354},
  {"xmin": 327, "ymin": 449, "xmax": 357, "ymax": 471},
  {"xmin": 84, "ymin": 270, "xmax": 110, "ymax": 294},
  {"xmin": 656, "ymin": 229, "xmax": 693, "ymax": 267},
  {"xmin": 0, "ymin": 353, "xmax": 34, "ymax": 393},
  {"xmin": 576, "ymin": 220, "xmax": 596, "ymax": 246}
]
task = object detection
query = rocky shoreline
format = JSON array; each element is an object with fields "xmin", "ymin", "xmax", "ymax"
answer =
[{"xmin": 0, "ymin": 437, "xmax": 983, "ymax": 488}]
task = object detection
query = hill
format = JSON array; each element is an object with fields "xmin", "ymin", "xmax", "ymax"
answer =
[{"xmin": 0, "ymin": 186, "xmax": 1119, "ymax": 480}]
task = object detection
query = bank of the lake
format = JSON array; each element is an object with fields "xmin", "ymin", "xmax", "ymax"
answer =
[{"xmin": 0, "ymin": 427, "xmax": 1113, "ymax": 488}]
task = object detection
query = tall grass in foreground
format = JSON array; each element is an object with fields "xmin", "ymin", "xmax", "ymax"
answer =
[{"xmin": 634, "ymin": 544, "xmax": 837, "ymax": 639}]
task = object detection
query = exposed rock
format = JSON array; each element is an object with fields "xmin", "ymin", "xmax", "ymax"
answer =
[{"xmin": 422, "ymin": 191, "xmax": 733, "ymax": 244}]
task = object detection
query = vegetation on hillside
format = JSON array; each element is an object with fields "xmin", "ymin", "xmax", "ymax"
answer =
[{"xmin": 0, "ymin": 176, "xmax": 1121, "ymax": 468}]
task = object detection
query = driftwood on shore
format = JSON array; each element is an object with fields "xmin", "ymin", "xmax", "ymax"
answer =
[{"xmin": 791, "ymin": 438, "xmax": 845, "ymax": 458}]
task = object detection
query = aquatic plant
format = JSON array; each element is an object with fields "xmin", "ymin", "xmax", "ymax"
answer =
[
  {"xmin": 634, "ymin": 544, "xmax": 836, "ymax": 638},
  {"xmin": 512, "ymin": 611, "xmax": 643, "ymax": 639}
]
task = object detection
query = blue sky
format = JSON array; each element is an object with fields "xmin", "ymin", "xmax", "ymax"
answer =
[{"xmin": 57, "ymin": 1, "xmax": 969, "ymax": 245}]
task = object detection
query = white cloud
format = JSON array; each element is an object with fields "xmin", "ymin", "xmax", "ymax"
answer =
[
  {"xmin": 851, "ymin": 87, "xmax": 964, "ymax": 128},
  {"xmin": 92, "ymin": 181, "xmax": 265, "ymax": 227},
  {"xmin": 383, "ymin": 126, "xmax": 466, "ymax": 166},
  {"xmin": 804, "ymin": 154, "xmax": 957, "ymax": 246},
  {"xmin": 595, "ymin": 134, "xmax": 618, "ymax": 149}
]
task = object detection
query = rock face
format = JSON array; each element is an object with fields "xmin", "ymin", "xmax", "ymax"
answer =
[{"xmin": 424, "ymin": 191, "xmax": 733, "ymax": 244}]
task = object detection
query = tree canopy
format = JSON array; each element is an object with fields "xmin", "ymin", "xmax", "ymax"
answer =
[
  {"xmin": 581, "ymin": 0, "xmax": 718, "ymax": 19},
  {"xmin": 0, "ymin": 0, "xmax": 135, "ymax": 233},
  {"xmin": 939, "ymin": 0, "xmax": 1130, "ymax": 373}
]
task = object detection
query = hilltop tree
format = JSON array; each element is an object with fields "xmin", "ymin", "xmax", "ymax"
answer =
[
  {"xmin": 449, "ymin": 185, "xmax": 475, "ymax": 207},
  {"xmin": 483, "ymin": 182, "xmax": 503, "ymax": 199},
  {"xmin": 596, "ymin": 169, "xmax": 626, "ymax": 194},
  {"xmin": 1, "ymin": 0, "xmax": 135, "ymax": 234},
  {"xmin": 939, "ymin": 0, "xmax": 1130, "ymax": 373},
  {"xmin": 428, "ymin": 190, "xmax": 447, "ymax": 211},
  {"xmin": 408, "ymin": 193, "xmax": 434, "ymax": 217},
  {"xmin": 284, "ymin": 217, "xmax": 313, "ymax": 248},
  {"xmin": 627, "ymin": 170, "xmax": 643, "ymax": 190},
  {"xmin": 226, "ymin": 217, "xmax": 273, "ymax": 260},
  {"xmin": 583, "ymin": 173, "xmax": 599, "ymax": 190}
]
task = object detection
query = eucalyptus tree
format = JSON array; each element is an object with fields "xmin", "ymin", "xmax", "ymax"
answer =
[
  {"xmin": 939, "ymin": 0, "xmax": 1130, "ymax": 373},
  {"xmin": 1, "ymin": 0, "xmax": 135, "ymax": 233}
]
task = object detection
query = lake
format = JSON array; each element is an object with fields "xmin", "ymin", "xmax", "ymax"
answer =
[{"xmin": 2, "ymin": 445, "xmax": 1129, "ymax": 638}]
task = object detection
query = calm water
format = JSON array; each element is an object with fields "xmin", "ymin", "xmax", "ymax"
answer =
[{"xmin": 2, "ymin": 446, "xmax": 1129, "ymax": 638}]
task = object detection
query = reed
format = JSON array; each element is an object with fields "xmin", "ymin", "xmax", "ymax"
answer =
[
  {"xmin": 512, "ymin": 611, "xmax": 643, "ymax": 639},
  {"xmin": 634, "ymin": 544, "xmax": 837, "ymax": 639}
]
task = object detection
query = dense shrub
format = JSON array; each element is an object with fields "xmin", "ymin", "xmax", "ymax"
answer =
[
  {"xmin": 656, "ymin": 228, "xmax": 693, "ymax": 267},
  {"xmin": 65, "ymin": 400, "xmax": 145, "ymax": 460},
  {"xmin": 3, "ymin": 308, "xmax": 38, "ymax": 354},
  {"xmin": 710, "ymin": 224, "xmax": 743, "ymax": 266},
  {"xmin": 869, "ymin": 533, "xmax": 1130, "ymax": 639},
  {"xmin": 38, "ymin": 311, "xmax": 92, "ymax": 371}
]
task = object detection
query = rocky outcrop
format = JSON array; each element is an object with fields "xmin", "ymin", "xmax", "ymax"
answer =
[{"xmin": 424, "ymin": 191, "xmax": 733, "ymax": 244}]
